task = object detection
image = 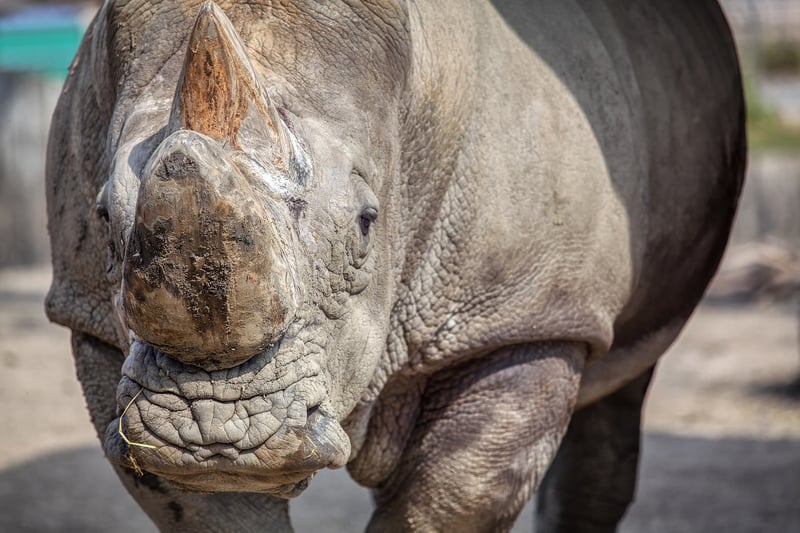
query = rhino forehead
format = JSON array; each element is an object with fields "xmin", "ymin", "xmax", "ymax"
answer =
[{"xmin": 97, "ymin": 1, "xmax": 411, "ymax": 119}]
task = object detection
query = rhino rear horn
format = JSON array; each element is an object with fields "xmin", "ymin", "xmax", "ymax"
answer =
[{"xmin": 169, "ymin": 1, "xmax": 311, "ymax": 182}]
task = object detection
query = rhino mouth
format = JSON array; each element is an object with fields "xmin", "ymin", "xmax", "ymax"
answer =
[{"xmin": 103, "ymin": 338, "xmax": 350, "ymax": 496}]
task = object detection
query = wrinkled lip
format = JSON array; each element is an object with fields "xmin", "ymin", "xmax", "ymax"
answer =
[
  {"xmin": 103, "ymin": 340, "xmax": 351, "ymax": 496},
  {"xmin": 165, "ymin": 470, "xmax": 315, "ymax": 498}
]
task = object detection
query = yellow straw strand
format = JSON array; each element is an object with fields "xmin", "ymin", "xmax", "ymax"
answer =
[{"xmin": 118, "ymin": 388, "xmax": 157, "ymax": 450}]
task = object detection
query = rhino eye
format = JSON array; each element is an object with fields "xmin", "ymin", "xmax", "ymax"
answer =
[
  {"xmin": 96, "ymin": 203, "xmax": 110, "ymax": 224},
  {"xmin": 358, "ymin": 207, "xmax": 378, "ymax": 237}
]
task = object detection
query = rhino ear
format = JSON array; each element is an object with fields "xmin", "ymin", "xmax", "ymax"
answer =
[{"xmin": 169, "ymin": 1, "xmax": 312, "ymax": 183}]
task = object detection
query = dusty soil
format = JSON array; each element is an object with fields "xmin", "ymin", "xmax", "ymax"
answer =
[{"xmin": 0, "ymin": 266, "xmax": 798, "ymax": 532}]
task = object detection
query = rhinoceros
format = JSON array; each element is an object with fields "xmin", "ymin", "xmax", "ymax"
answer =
[{"xmin": 45, "ymin": 0, "xmax": 745, "ymax": 531}]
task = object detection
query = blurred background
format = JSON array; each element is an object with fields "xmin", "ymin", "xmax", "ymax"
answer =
[{"xmin": 0, "ymin": 1, "xmax": 797, "ymax": 531}]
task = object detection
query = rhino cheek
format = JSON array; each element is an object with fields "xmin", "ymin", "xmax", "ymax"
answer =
[{"xmin": 325, "ymin": 306, "xmax": 387, "ymax": 420}]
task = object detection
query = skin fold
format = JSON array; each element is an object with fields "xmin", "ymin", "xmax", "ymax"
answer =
[{"xmin": 45, "ymin": 1, "xmax": 745, "ymax": 531}]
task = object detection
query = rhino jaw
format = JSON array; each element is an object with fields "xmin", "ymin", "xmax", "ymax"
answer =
[{"xmin": 103, "ymin": 340, "xmax": 351, "ymax": 496}]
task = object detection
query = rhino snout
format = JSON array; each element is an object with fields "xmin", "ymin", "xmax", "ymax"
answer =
[{"xmin": 122, "ymin": 130, "xmax": 301, "ymax": 370}]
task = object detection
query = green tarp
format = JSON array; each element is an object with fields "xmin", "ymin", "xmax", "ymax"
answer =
[{"xmin": 0, "ymin": 6, "xmax": 86, "ymax": 77}]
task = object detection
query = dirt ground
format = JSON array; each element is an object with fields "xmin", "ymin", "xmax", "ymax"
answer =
[{"xmin": 0, "ymin": 266, "xmax": 798, "ymax": 532}]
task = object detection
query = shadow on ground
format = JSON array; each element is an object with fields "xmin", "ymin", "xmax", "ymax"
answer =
[
  {"xmin": 1, "ymin": 433, "xmax": 797, "ymax": 533},
  {"xmin": 751, "ymin": 375, "xmax": 800, "ymax": 402}
]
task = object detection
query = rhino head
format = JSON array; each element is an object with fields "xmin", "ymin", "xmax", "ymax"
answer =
[{"xmin": 84, "ymin": 1, "xmax": 403, "ymax": 496}]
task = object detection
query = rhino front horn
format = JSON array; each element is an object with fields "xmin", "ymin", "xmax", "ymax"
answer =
[{"xmin": 169, "ymin": 1, "xmax": 311, "ymax": 183}]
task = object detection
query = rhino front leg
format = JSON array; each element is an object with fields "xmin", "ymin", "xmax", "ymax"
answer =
[
  {"xmin": 535, "ymin": 367, "xmax": 654, "ymax": 533},
  {"xmin": 72, "ymin": 333, "xmax": 293, "ymax": 532},
  {"xmin": 367, "ymin": 342, "xmax": 586, "ymax": 533}
]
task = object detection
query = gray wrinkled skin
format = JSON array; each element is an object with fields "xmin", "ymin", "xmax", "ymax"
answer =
[{"xmin": 46, "ymin": 1, "xmax": 745, "ymax": 531}]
